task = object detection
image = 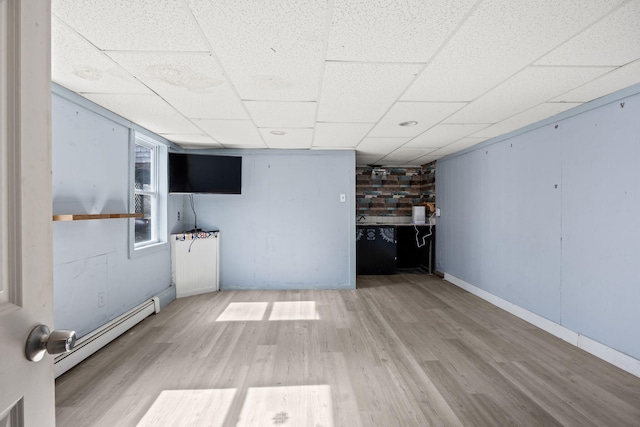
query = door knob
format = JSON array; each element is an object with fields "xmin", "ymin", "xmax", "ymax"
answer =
[{"xmin": 25, "ymin": 325, "xmax": 77, "ymax": 362}]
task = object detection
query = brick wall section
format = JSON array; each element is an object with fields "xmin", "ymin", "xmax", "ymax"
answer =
[
  {"xmin": 421, "ymin": 161, "xmax": 436, "ymax": 205},
  {"xmin": 356, "ymin": 161, "xmax": 436, "ymax": 218}
]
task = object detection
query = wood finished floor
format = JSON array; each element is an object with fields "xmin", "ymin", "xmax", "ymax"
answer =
[{"xmin": 55, "ymin": 274, "xmax": 640, "ymax": 426}]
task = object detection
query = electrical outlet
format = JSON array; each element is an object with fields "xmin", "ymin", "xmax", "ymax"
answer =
[
  {"xmin": 435, "ymin": 207, "xmax": 441, "ymax": 217},
  {"xmin": 98, "ymin": 292, "xmax": 105, "ymax": 307},
  {"xmin": 178, "ymin": 211, "xmax": 181, "ymax": 221}
]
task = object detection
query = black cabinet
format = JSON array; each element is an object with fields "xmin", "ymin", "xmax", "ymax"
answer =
[
  {"xmin": 396, "ymin": 225, "xmax": 435, "ymax": 272},
  {"xmin": 356, "ymin": 226, "xmax": 396, "ymax": 275}
]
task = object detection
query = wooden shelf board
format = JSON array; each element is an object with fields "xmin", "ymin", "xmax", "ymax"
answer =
[{"xmin": 53, "ymin": 213, "xmax": 144, "ymax": 222}]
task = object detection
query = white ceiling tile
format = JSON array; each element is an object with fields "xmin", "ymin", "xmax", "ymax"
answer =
[
  {"xmin": 175, "ymin": 144, "xmax": 221, "ymax": 150},
  {"xmin": 244, "ymin": 102, "xmax": 316, "ymax": 128},
  {"xmin": 368, "ymin": 102, "xmax": 466, "ymax": 138},
  {"xmin": 401, "ymin": 0, "xmax": 624, "ymax": 101},
  {"xmin": 51, "ymin": 0, "xmax": 639, "ymax": 164},
  {"xmin": 376, "ymin": 158, "xmax": 425, "ymax": 166},
  {"xmin": 355, "ymin": 137, "xmax": 412, "ymax": 166},
  {"xmin": 318, "ymin": 62, "xmax": 423, "ymax": 122},
  {"xmin": 313, "ymin": 123, "xmax": 374, "ymax": 148},
  {"xmin": 472, "ymin": 103, "xmax": 582, "ymax": 139},
  {"xmin": 356, "ymin": 137, "xmax": 410, "ymax": 154},
  {"xmin": 430, "ymin": 137, "xmax": 489, "ymax": 157},
  {"xmin": 187, "ymin": 0, "xmax": 328, "ymax": 101},
  {"xmin": 52, "ymin": 0, "xmax": 208, "ymax": 51},
  {"xmin": 355, "ymin": 154, "xmax": 385, "ymax": 166},
  {"xmin": 378, "ymin": 149, "xmax": 436, "ymax": 165},
  {"xmin": 106, "ymin": 52, "xmax": 247, "ymax": 120},
  {"xmin": 327, "ymin": 0, "xmax": 477, "ymax": 62},
  {"xmin": 82, "ymin": 94, "xmax": 201, "ymax": 134},
  {"xmin": 445, "ymin": 66, "xmax": 612, "ymax": 124},
  {"xmin": 404, "ymin": 124, "xmax": 490, "ymax": 148},
  {"xmin": 192, "ymin": 119, "xmax": 267, "ymax": 148},
  {"xmin": 51, "ymin": 18, "xmax": 151, "ymax": 94},
  {"xmin": 536, "ymin": 1, "xmax": 640, "ymax": 67},
  {"xmin": 160, "ymin": 134, "xmax": 223, "ymax": 148},
  {"xmin": 552, "ymin": 59, "xmax": 640, "ymax": 102},
  {"xmin": 409, "ymin": 155, "xmax": 440, "ymax": 165},
  {"xmin": 259, "ymin": 128, "xmax": 314, "ymax": 149}
]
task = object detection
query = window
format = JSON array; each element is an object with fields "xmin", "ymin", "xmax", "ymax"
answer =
[
  {"xmin": 134, "ymin": 140, "xmax": 157, "ymax": 245},
  {"xmin": 131, "ymin": 132, "xmax": 166, "ymax": 254}
]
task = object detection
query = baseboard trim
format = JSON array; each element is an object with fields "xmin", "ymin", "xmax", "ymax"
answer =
[
  {"xmin": 54, "ymin": 297, "xmax": 160, "ymax": 378},
  {"xmin": 443, "ymin": 273, "xmax": 640, "ymax": 378}
]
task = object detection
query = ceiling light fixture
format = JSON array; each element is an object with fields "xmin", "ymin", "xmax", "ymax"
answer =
[
  {"xmin": 399, "ymin": 121, "xmax": 418, "ymax": 127},
  {"xmin": 270, "ymin": 130, "xmax": 286, "ymax": 135}
]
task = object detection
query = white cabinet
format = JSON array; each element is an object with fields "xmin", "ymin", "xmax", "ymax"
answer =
[{"xmin": 170, "ymin": 231, "xmax": 220, "ymax": 298}]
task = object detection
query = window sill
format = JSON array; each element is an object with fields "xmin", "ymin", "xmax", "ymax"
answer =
[{"xmin": 129, "ymin": 240, "xmax": 169, "ymax": 259}]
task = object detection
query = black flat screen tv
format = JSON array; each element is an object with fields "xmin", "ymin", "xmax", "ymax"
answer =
[{"xmin": 169, "ymin": 153, "xmax": 242, "ymax": 194}]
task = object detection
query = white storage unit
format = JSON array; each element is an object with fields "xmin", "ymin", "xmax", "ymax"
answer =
[{"xmin": 170, "ymin": 231, "xmax": 220, "ymax": 298}]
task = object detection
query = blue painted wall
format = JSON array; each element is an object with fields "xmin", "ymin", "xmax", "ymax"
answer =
[
  {"xmin": 436, "ymin": 88, "xmax": 640, "ymax": 360},
  {"xmin": 181, "ymin": 149, "xmax": 356, "ymax": 290},
  {"xmin": 52, "ymin": 84, "xmax": 355, "ymax": 337},
  {"xmin": 52, "ymin": 89, "xmax": 179, "ymax": 337}
]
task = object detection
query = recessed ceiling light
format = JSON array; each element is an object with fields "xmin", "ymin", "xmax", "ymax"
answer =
[
  {"xmin": 399, "ymin": 121, "xmax": 418, "ymax": 127},
  {"xmin": 270, "ymin": 130, "xmax": 286, "ymax": 135}
]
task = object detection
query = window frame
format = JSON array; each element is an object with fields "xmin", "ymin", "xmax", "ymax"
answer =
[{"xmin": 129, "ymin": 131, "xmax": 167, "ymax": 258}]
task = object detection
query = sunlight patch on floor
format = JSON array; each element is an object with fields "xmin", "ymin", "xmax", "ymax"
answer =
[
  {"xmin": 215, "ymin": 301, "xmax": 321, "ymax": 322},
  {"xmin": 137, "ymin": 389, "xmax": 236, "ymax": 427},
  {"xmin": 237, "ymin": 385, "xmax": 333, "ymax": 427},
  {"xmin": 216, "ymin": 302, "xmax": 269, "ymax": 321},
  {"xmin": 269, "ymin": 301, "xmax": 320, "ymax": 321}
]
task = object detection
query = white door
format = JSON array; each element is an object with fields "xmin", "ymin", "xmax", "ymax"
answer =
[{"xmin": 0, "ymin": 1, "xmax": 54, "ymax": 426}]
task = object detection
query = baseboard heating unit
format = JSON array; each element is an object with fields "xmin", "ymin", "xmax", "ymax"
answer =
[{"xmin": 54, "ymin": 296, "xmax": 161, "ymax": 378}]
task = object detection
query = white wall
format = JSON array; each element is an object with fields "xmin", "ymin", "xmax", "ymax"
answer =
[
  {"xmin": 181, "ymin": 149, "xmax": 356, "ymax": 290},
  {"xmin": 52, "ymin": 89, "xmax": 177, "ymax": 337},
  {"xmin": 436, "ymin": 87, "xmax": 640, "ymax": 361}
]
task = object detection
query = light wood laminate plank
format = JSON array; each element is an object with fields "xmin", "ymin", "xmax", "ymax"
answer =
[{"xmin": 56, "ymin": 274, "xmax": 640, "ymax": 426}]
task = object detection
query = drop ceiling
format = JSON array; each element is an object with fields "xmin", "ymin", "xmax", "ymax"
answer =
[{"xmin": 51, "ymin": 0, "xmax": 640, "ymax": 165}]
